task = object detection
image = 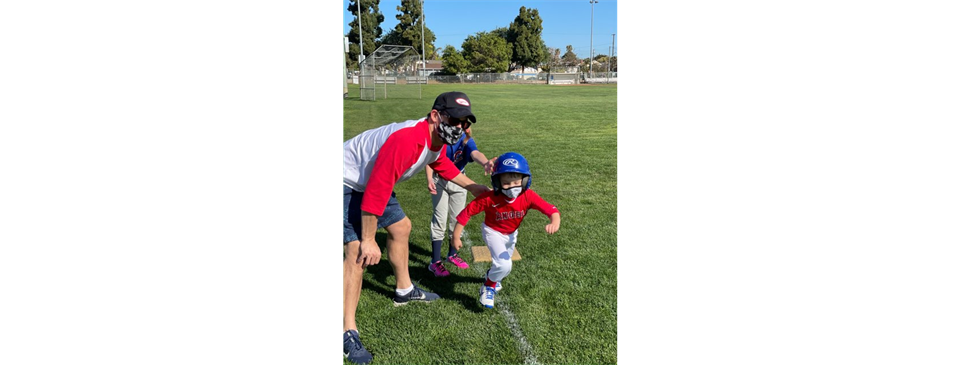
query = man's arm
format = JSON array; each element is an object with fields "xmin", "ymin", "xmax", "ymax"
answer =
[
  {"xmin": 361, "ymin": 133, "xmax": 421, "ymax": 215},
  {"xmin": 358, "ymin": 212, "xmax": 381, "ymax": 267},
  {"xmin": 449, "ymin": 173, "xmax": 490, "ymax": 197}
]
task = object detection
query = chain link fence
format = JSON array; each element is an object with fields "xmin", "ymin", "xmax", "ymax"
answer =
[{"xmin": 349, "ymin": 72, "xmax": 617, "ymax": 85}]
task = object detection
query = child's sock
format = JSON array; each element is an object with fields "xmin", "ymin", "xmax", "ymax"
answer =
[
  {"xmin": 485, "ymin": 278, "xmax": 498, "ymax": 288},
  {"xmin": 431, "ymin": 240, "xmax": 443, "ymax": 263},
  {"xmin": 448, "ymin": 245, "xmax": 459, "ymax": 258}
]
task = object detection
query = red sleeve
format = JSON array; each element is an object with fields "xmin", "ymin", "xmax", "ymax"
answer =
[
  {"xmin": 525, "ymin": 190, "xmax": 560, "ymax": 217},
  {"xmin": 429, "ymin": 153, "xmax": 461, "ymax": 181},
  {"xmin": 456, "ymin": 192, "xmax": 494, "ymax": 226},
  {"xmin": 360, "ymin": 133, "xmax": 424, "ymax": 216}
]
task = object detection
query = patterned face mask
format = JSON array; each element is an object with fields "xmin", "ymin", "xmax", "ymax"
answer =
[
  {"xmin": 439, "ymin": 113, "xmax": 470, "ymax": 146},
  {"xmin": 436, "ymin": 119, "xmax": 463, "ymax": 145}
]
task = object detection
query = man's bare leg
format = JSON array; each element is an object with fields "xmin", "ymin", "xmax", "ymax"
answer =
[
  {"xmin": 343, "ymin": 240, "xmax": 364, "ymax": 332},
  {"xmin": 384, "ymin": 217, "xmax": 412, "ymax": 289}
]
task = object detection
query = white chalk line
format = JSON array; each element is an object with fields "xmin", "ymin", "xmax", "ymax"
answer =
[{"xmin": 461, "ymin": 230, "xmax": 541, "ymax": 365}]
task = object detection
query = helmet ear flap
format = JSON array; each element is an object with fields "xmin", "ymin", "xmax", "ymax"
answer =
[
  {"xmin": 521, "ymin": 176, "xmax": 530, "ymax": 191},
  {"xmin": 491, "ymin": 175, "xmax": 501, "ymax": 195}
]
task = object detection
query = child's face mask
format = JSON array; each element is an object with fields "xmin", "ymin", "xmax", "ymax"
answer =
[{"xmin": 502, "ymin": 186, "xmax": 522, "ymax": 199}]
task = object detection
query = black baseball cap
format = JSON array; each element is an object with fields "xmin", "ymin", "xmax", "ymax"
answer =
[{"xmin": 432, "ymin": 91, "xmax": 477, "ymax": 124}]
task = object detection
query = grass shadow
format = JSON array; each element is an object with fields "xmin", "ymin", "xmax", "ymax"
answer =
[
  {"xmin": 360, "ymin": 232, "xmax": 487, "ymax": 313},
  {"xmin": 408, "ymin": 237, "xmax": 488, "ymax": 313}
]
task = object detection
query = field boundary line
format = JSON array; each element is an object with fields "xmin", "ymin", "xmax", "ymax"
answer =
[{"xmin": 462, "ymin": 230, "xmax": 541, "ymax": 365}]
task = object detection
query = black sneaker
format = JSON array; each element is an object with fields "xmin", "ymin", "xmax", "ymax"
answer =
[
  {"xmin": 343, "ymin": 329, "xmax": 373, "ymax": 364},
  {"xmin": 393, "ymin": 285, "xmax": 440, "ymax": 306}
]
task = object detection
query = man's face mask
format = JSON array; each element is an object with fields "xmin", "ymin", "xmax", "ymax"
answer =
[
  {"xmin": 502, "ymin": 186, "xmax": 523, "ymax": 199},
  {"xmin": 437, "ymin": 113, "xmax": 469, "ymax": 145}
]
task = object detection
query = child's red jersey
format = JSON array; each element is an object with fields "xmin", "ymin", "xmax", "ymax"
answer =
[{"xmin": 455, "ymin": 189, "xmax": 559, "ymax": 235}]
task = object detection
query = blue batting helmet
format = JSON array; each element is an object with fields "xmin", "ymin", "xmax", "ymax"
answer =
[{"xmin": 491, "ymin": 152, "xmax": 532, "ymax": 195}]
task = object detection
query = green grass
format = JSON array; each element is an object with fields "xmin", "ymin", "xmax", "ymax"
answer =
[{"xmin": 344, "ymin": 83, "xmax": 617, "ymax": 364}]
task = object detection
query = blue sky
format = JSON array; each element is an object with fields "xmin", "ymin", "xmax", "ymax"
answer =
[{"xmin": 341, "ymin": 0, "xmax": 617, "ymax": 58}]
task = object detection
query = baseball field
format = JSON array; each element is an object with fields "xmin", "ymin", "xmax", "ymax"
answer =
[{"xmin": 343, "ymin": 83, "xmax": 617, "ymax": 364}]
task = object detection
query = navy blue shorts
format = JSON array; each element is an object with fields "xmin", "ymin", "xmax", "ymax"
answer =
[{"xmin": 343, "ymin": 185, "xmax": 406, "ymax": 244}]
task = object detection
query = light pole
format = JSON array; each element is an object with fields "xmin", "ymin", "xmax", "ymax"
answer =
[
  {"xmin": 589, "ymin": 0, "xmax": 598, "ymax": 77},
  {"xmin": 611, "ymin": 33, "xmax": 615, "ymax": 74},
  {"xmin": 357, "ymin": 3, "xmax": 363, "ymax": 64},
  {"xmin": 421, "ymin": 0, "xmax": 426, "ymax": 96},
  {"xmin": 421, "ymin": 0, "xmax": 426, "ymax": 79},
  {"xmin": 606, "ymin": 45, "xmax": 611, "ymax": 82}
]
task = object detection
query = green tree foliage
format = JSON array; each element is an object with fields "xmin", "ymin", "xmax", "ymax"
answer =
[
  {"xmin": 491, "ymin": 27, "xmax": 510, "ymax": 40},
  {"xmin": 461, "ymin": 31, "xmax": 511, "ymax": 73},
  {"xmin": 579, "ymin": 57, "xmax": 616, "ymax": 73},
  {"xmin": 592, "ymin": 54, "xmax": 615, "ymax": 72},
  {"xmin": 346, "ymin": 0, "xmax": 385, "ymax": 69},
  {"xmin": 385, "ymin": 0, "xmax": 437, "ymax": 59},
  {"xmin": 561, "ymin": 45, "xmax": 579, "ymax": 67},
  {"xmin": 439, "ymin": 45, "xmax": 468, "ymax": 75},
  {"xmin": 379, "ymin": 28, "xmax": 402, "ymax": 47},
  {"xmin": 579, "ymin": 57, "xmax": 589, "ymax": 73},
  {"xmin": 506, "ymin": 6, "xmax": 547, "ymax": 70}
]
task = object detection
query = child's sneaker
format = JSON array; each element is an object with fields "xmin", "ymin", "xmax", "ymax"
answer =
[
  {"xmin": 494, "ymin": 281, "xmax": 502, "ymax": 293},
  {"xmin": 428, "ymin": 261, "xmax": 450, "ymax": 277},
  {"xmin": 479, "ymin": 285, "xmax": 496, "ymax": 308},
  {"xmin": 446, "ymin": 254, "xmax": 469, "ymax": 269}
]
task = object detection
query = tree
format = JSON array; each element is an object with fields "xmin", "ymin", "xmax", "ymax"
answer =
[
  {"xmin": 491, "ymin": 27, "xmax": 510, "ymax": 40},
  {"xmin": 346, "ymin": 0, "xmax": 385, "ymax": 70},
  {"xmin": 561, "ymin": 45, "xmax": 579, "ymax": 67},
  {"xmin": 507, "ymin": 6, "xmax": 547, "ymax": 70},
  {"xmin": 385, "ymin": 0, "xmax": 437, "ymax": 59},
  {"xmin": 439, "ymin": 45, "xmax": 468, "ymax": 75},
  {"xmin": 379, "ymin": 28, "xmax": 402, "ymax": 47},
  {"xmin": 541, "ymin": 46, "xmax": 561, "ymax": 73},
  {"xmin": 461, "ymin": 31, "xmax": 511, "ymax": 73},
  {"xmin": 592, "ymin": 54, "xmax": 615, "ymax": 72},
  {"xmin": 579, "ymin": 57, "xmax": 589, "ymax": 73}
]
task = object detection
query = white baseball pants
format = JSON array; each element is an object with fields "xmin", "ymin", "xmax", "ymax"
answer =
[{"xmin": 481, "ymin": 222, "xmax": 518, "ymax": 282}]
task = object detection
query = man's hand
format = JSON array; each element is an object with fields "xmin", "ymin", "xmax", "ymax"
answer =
[
  {"xmin": 357, "ymin": 239, "xmax": 381, "ymax": 268},
  {"xmin": 466, "ymin": 183, "xmax": 491, "ymax": 197}
]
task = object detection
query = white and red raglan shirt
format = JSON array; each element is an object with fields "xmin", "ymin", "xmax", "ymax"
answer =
[
  {"xmin": 456, "ymin": 189, "xmax": 560, "ymax": 235},
  {"xmin": 343, "ymin": 118, "xmax": 461, "ymax": 216}
]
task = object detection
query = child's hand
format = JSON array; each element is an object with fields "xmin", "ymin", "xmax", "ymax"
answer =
[
  {"xmin": 452, "ymin": 237, "xmax": 463, "ymax": 251},
  {"xmin": 545, "ymin": 222, "xmax": 560, "ymax": 234},
  {"xmin": 427, "ymin": 179, "xmax": 437, "ymax": 195},
  {"xmin": 483, "ymin": 159, "xmax": 497, "ymax": 176}
]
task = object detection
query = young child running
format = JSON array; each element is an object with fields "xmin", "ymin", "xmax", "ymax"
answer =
[{"xmin": 451, "ymin": 152, "xmax": 561, "ymax": 309}]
